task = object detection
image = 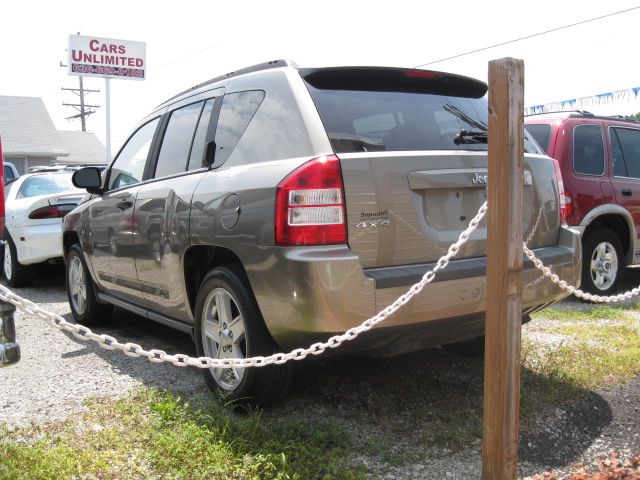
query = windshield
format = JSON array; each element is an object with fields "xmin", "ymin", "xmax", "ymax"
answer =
[
  {"xmin": 15, "ymin": 175, "xmax": 81, "ymax": 199},
  {"xmin": 306, "ymin": 85, "xmax": 542, "ymax": 154}
]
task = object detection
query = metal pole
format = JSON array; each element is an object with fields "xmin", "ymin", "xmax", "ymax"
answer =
[{"xmin": 105, "ymin": 77, "xmax": 111, "ymax": 163}]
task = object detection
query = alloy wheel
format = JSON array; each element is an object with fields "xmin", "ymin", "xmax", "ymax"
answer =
[
  {"xmin": 3, "ymin": 244, "xmax": 12, "ymax": 280},
  {"xmin": 201, "ymin": 287, "xmax": 247, "ymax": 391},
  {"xmin": 68, "ymin": 256, "xmax": 88, "ymax": 315},
  {"xmin": 590, "ymin": 241, "xmax": 619, "ymax": 291}
]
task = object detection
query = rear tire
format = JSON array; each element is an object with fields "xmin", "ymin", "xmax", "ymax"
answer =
[
  {"xmin": 194, "ymin": 265, "xmax": 293, "ymax": 407},
  {"xmin": 581, "ymin": 229, "xmax": 624, "ymax": 295},
  {"xmin": 2, "ymin": 233, "xmax": 35, "ymax": 287},
  {"xmin": 66, "ymin": 244, "xmax": 113, "ymax": 326}
]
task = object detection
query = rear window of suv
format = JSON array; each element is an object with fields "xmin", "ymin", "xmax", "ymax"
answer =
[
  {"xmin": 306, "ymin": 86, "xmax": 490, "ymax": 153},
  {"xmin": 305, "ymin": 78, "xmax": 541, "ymax": 154}
]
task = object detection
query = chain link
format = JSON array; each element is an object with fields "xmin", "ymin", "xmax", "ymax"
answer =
[
  {"xmin": 523, "ymin": 245, "xmax": 640, "ymax": 303},
  {"xmin": 0, "ymin": 202, "xmax": 489, "ymax": 369}
]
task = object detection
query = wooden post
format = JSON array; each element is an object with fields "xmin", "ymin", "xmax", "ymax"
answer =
[{"xmin": 482, "ymin": 58, "xmax": 525, "ymax": 480}]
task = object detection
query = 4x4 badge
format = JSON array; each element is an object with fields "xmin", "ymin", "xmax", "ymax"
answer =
[{"xmin": 355, "ymin": 219, "xmax": 390, "ymax": 228}]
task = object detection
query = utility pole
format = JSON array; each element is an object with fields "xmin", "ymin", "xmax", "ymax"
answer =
[
  {"xmin": 61, "ymin": 63, "xmax": 100, "ymax": 131},
  {"xmin": 61, "ymin": 33, "xmax": 100, "ymax": 131}
]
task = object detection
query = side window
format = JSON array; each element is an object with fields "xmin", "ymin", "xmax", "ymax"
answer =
[
  {"xmin": 214, "ymin": 91, "xmax": 265, "ymax": 166},
  {"xmin": 573, "ymin": 124, "xmax": 604, "ymax": 176},
  {"xmin": 611, "ymin": 129, "xmax": 627, "ymax": 177},
  {"xmin": 611, "ymin": 127, "xmax": 640, "ymax": 179},
  {"xmin": 155, "ymin": 102, "xmax": 204, "ymax": 178},
  {"xmin": 109, "ymin": 118, "xmax": 160, "ymax": 190},
  {"xmin": 187, "ymin": 99, "xmax": 215, "ymax": 171},
  {"xmin": 525, "ymin": 124, "xmax": 552, "ymax": 153}
]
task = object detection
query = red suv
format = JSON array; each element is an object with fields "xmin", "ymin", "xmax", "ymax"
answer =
[{"xmin": 525, "ymin": 112, "xmax": 640, "ymax": 294}]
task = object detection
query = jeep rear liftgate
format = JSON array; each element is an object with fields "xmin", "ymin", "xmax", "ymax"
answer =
[{"xmin": 303, "ymin": 70, "xmax": 559, "ymax": 269}]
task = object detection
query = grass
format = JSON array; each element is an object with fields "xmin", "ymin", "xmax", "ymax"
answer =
[
  {"xmin": 3, "ymin": 300, "xmax": 640, "ymax": 477},
  {"xmin": 520, "ymin": 301, "xmax": 640, "ymax": 416},
  {"xmin": 0, "ymin": 389, "xmax": 365, "ymax": 480},
  {"xmin": 533, "ymin": 302, "xmax": 639, "ymax": 322}
]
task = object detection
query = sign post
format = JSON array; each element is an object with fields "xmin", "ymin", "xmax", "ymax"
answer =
[
  {"xmin": 67, "ymin": 34, "xmax": 146, "ymax": 163},
  {"xmin": 105, "ymin": 78, "xmax": 111, "ymax": 164},
  {"xmin": 482, "ymin": 57, "xmax": 525, "ymax": 480}
]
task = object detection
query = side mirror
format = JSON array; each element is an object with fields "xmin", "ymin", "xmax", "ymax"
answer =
[
  {"xmin": 205, "ymin": 140, "xmax": 216, "ymax": 168},
  {"xmin": 72, "ymin": 167, "xmax": 103, "ymax": 195},
  {"xmin": 0, "ymin": 303, "xmax": 19, "ymax": 367}
]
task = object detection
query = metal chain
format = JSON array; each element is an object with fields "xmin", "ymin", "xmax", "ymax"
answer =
[
  {"xmin": 523, "ymin": 245, "xmax": 640, "ymax": 302},
  {"xmin": 7, "ymin": 201, "xmax": 639, "ymax": 369},
  {"xmin": 0, "ymin": 203, "xmax": 488, "ymax": 369}
]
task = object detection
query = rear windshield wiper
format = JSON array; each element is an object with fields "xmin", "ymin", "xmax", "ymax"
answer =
[{"xmin": 453, "ymin": 129, "xmax": 488, "ymax": 145}]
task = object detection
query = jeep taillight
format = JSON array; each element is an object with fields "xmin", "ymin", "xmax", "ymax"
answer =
[
  {"xmin": 552, "ymin": 158, "xmax": 571, "ymax": 225},
  {"xmin": 275, "ymin": 155, "xmax": 347, "ymax": 246}
]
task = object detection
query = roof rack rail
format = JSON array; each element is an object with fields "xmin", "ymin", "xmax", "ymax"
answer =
[
  {"xmin": 524, "ymin": 110, "xmax": 594, "ymax": 117},
  {"xmin": 160, "ymin": 59, "xmax": 297, "ymax": 106},
  {"xmin": 525, "ymin": 110, "xmax": 639, "ymax": 123}
]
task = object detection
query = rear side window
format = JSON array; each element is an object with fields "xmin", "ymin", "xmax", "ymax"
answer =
[
  {"xmin": 525, "ymin": 123, "xmax": 552, "ymax": 153},
  {"xmin": 187, "ymin": 99, "xmax": 215, "ymax": 171},
  {"xmin": 214, "ymin": 91, "xmax": 265, "ymax": 166},
  {"xmin": 573, "ymin": 124, "xmax": 604, "ymax": 176},
  {"xmin": 611, "ymin": 127, "xmax": 640, "ymax": 178},
  {"xmin": 155, "ymin": 101, "xmax": 204, "ymax": 178},
  {"xmin": 306, "ymin": 86, "xmax": 490, "ymax": 153}
]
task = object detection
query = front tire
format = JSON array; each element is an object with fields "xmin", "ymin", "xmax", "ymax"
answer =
[
  {"xmin": 2, "ymin": 233, "xmax": 35, "ymax": 287},
  {"xmin": 194, "ymin": 266, "xmax": 292, "ymax": 406},
  {"xmin": 66, "ymin": 244, "xmax": 113, "ymax": 326},
  {"xmin": 581, "ymin": 228, "xmax": 624, "ymax": 295}
]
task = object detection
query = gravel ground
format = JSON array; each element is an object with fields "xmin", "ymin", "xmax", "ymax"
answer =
[{"xmin": 1, "ymin": 264, "xmax": 640, "ymax": 479}]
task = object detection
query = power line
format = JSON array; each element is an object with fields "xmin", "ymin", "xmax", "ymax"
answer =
[
  {"xmin": 414, "ymin": 5, "xmax": 640, "ymax": 68},
  {"xmin": 159, "ymin": 41, "xmax": 224, "ymax": 69}
]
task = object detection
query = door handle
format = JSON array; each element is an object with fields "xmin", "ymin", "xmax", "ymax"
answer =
[
  {"xmin": 116, "ymin": 200, "xmax": 133, "ymax": 210},
  {"xmin": 622, "ymin": 189, "xmax": 633, "ymax": 197}
]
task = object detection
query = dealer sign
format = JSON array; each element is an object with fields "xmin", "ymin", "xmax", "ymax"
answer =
[{"xmin": 68, "ymin": 35, "xmax": 146, "ymax": 80}]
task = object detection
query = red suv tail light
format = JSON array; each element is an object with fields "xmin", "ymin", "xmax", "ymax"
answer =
[
  {"xmin": 275, "ymin": 155, "xmax": 347, "ymax": 246},
  {"xmin": 551, "ymin": 159, "xmax": 571, "ymax": 225},
  {"xmin": 28, "ymin": 204, "xmax": 76, "ymax": 220}
]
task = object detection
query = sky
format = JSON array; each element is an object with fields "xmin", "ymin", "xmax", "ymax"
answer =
[{"xmin": 2, "ymin": 0, "xmax": 640, "ymax": 160}]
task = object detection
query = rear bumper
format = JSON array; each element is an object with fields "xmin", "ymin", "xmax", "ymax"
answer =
[
  {"xmin": 8, "ymin": 223, "xmax": 63, "ymax": 265},
  {"xmin": 245, "ymin": 226, "xmax": 581, "ymax": 354}
]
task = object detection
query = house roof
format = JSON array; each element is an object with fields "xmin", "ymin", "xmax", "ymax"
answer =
[
  {"xmin": 0, "ymin": 96, "xmax": 68, "ymax": 157},
  {"xmin": 56, "ymin": 130, "xmax": 106, "ymax": 165}
]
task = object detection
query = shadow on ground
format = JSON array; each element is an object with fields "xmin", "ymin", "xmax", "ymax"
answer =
[{"xmin": 22, "ymin": 261, "xmax": 632, "ymax": 474}]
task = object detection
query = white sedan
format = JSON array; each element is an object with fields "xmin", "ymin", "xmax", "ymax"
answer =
[{"xmin": 3, "ymin": 173, "xmax": 87, "ymax": 287}]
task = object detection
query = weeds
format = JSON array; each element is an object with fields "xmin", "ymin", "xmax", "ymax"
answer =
[{"xmin": 0, "ymin": 389, "xmax": 365, "ymax": 480}]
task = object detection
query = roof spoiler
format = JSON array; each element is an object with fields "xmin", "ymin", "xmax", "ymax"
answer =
[{"xmin": 299, "ymin": 66, "xmax": 487, "ymax": 99}]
